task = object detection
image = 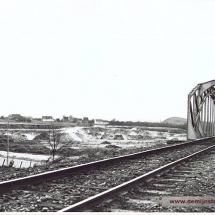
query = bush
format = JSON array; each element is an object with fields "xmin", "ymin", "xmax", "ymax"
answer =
[
  {"xmin": 0, "ymin": 135, "xmax": 14, "ymax": 143},
  {"xmin": 33, "ymin": 132, "xmax": 49, "ymax": 140},
  {"xmin": 106, "ymin": 145, "xmax": 121, "ymax": 149},
  {"xmin": 9, "ymin": 160, "xmax": 14, "ymax": 168},
  {"xmin": 58, "ymin": 147, "xmax": 78, "ymax": 156}
]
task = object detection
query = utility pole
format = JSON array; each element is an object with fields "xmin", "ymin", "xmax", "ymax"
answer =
[{"xmin": 7, "ymin": 118, "xmax": 9, "ymax": 166}]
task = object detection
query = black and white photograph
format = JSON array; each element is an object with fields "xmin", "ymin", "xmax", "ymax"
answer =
[{"xmin": 1, "ymin": 0, "xmax": 215, "ymax": 213}]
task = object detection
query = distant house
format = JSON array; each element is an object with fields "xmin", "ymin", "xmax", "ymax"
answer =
[
  {"xmin": 42, "ymin": 116, "xmax": 54, "ymax": 122},
  {"xmin": 103, "ymin": 120, "xmax": 109, "ymax": 125},
  {"xmin": 9, "ymin": 114, "xmax": 21, "ymax": 118},
  {"xmin": 94, "ymin": 119, "xmax": 109, "ymax": 125}
]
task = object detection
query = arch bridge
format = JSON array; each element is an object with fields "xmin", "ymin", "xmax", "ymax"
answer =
[{"xmin": 188, "ymin": 80, "xmax": 215, "ymax": 140}]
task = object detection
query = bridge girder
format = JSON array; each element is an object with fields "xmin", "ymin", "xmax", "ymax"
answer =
[{"xmin": 188, "ymin": 80, "xmax": 215, "ymax": 140}]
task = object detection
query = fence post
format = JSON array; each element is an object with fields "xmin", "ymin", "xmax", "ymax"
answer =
[
  {"xmin": 2, "ymin": 159, "xmax": 5, "ymax": 166},
  {"xmin": 20, "ymin": 161, "xmax": 23, "ymax": 168},
  {"xmin": 29, "ymin": 161, "xmax": 32, "ymax": 168}
]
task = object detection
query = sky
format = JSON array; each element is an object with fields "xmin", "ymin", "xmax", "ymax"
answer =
[{"xmin": 1, "ymin": 0, "xmax": 215, "ymax": 122}]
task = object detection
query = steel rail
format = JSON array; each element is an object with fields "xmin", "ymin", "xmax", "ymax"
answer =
[
  {"xmin": 0, "ymin": 137, "xmax": 213, "ymax": 192},
  {"xmin": 58, "ymin": 144, "xmax": 215, "ymax": 212}
]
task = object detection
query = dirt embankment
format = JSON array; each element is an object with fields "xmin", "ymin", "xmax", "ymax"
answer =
[
  {"xmin": 83, "ymin": 126, "xmax": 186, "ymax": 142},
  {"xmin": 0, "ymin": 126, "xmax": 187, "ymax": 159}
]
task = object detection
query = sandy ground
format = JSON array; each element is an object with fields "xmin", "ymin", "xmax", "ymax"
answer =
[
  {"xmin": 2, "ymin": 125, "xmax": 187, "ymax": 168},
  {"xmin": 62, "ymin": 126, "xmax": 187, "ymax": 148}
]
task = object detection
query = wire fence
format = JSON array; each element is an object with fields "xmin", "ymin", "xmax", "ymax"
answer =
[{"xmin": 1, "ymin": 158, "xmax": 44, "ymax": 168}]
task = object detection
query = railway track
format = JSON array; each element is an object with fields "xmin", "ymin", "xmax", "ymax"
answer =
[
  {"xmin": 0, "ymin": 138, "xmax": 214, "ymax": 212},
  {"xmin": 91, "ymin": 146, "xmax": 215, "ymax": 212}
]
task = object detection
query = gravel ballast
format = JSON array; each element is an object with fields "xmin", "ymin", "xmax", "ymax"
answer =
[{"xmin": 0, "ymin": 143, "xmax": 211, "ymax": 212}]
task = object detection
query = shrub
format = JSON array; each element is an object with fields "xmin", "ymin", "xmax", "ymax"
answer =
[{"xmin": 9, "ymin": 160, "xmax": 14, "ymax": 168}]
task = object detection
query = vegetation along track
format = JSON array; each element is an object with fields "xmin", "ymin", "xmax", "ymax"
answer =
[{"xmin": 0, "ymin": 138, "xmax": 214, "ymax": 212}]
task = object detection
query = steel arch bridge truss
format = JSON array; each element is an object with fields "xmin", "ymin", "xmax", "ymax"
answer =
[{"xmin": 188, "ymin": 80, "xmax": 215, "ymax": 140}]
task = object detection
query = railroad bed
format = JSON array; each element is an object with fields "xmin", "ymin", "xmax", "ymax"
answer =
[
  {"xmin": 0, "ymin": 139, "xmax": 214, "ymax": 212},
  {"xmin": 94, "ymin": 147, "xmax": 215, "ymax": 212}
]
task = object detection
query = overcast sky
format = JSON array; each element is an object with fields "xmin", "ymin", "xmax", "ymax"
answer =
[{"xmin": 1, "ymin": 0, "xmax": 215, "ymax": 122}]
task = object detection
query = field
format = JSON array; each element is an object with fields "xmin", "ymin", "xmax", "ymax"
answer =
[{"xmin": 0, "ymin": 125, "xmax": 187, "ymax": 168}]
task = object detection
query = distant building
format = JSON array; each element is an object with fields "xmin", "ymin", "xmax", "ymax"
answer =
[
  {"xmin": 9, "ymin": 114, "xmax": 21, "ymax": 118},
  {"xmin": 103, "ymin": 120, "xmax": 109, "ymax": 125},
  {"xmin": 94, "ymin": 119, "xmax": 109, "ymax": 125},
  {"xmin": 42, "ymin": 116, "xmax": 54, "ymax": 122}
]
